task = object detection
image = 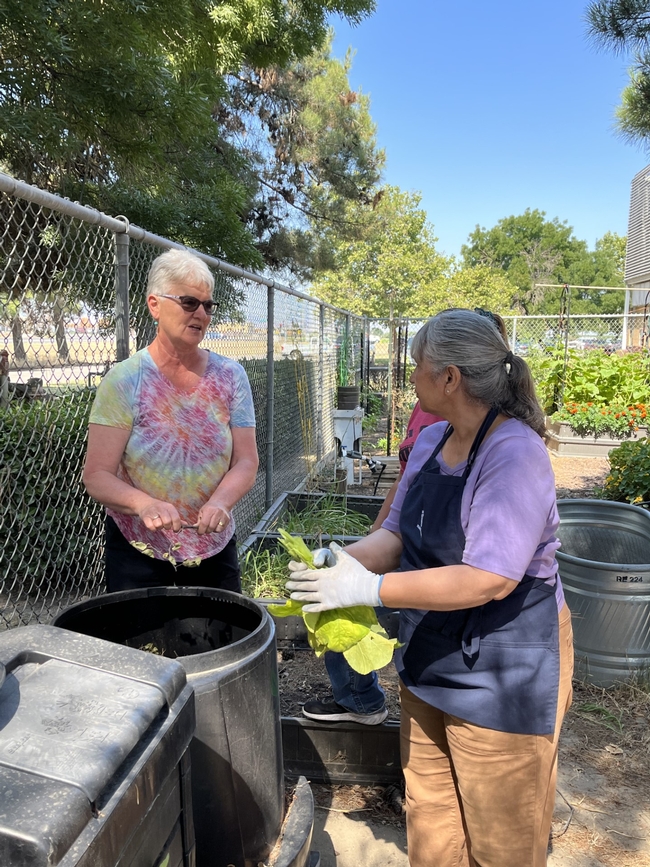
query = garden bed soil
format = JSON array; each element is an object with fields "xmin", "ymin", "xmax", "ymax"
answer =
[{"xmin": 280, "ymin": 455, "xmax": 650, "ymax": 866}]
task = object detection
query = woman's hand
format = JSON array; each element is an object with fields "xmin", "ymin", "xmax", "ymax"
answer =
[
  {"xmin": 138, "ymin": 500, "xmax": 183, "ymax": 532},
  {"xmin": 287, "ymin": 543, "xmax": 383, "ymax": 612},
  {"xmin": 196, "ymin": 502, "xmax": 232, "ymax": 535}
]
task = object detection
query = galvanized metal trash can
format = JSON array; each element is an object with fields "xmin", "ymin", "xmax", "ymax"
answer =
[
  {"xmin": 53, "ymin": 587, "xmax": 287, "ymax": 867},
  {"xmin": 0, "ymin": 624, "xmax": 195, "ymax": 867},
  {"xmin": 556, "ymin": 498, "xmax": 650, "ymax": 687}
]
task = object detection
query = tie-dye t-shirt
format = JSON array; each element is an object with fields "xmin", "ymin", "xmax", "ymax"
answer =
[{"xmin": 89, "ymin": 348, "xmax": 255, "ymax": 561}]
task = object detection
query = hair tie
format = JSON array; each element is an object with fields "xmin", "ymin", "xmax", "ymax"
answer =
[{"xmin": 504, "ymin": 350, "xmax": 514, "ymax": 375}]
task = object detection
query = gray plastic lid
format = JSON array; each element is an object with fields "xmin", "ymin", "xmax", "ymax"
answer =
[
  {"xmin": 0, "ymin": 625, "xmax": 187, "ymax": 867},
  {"xmin": 0, "ymin": 658, "xmax": 165, "ymax": 802}
]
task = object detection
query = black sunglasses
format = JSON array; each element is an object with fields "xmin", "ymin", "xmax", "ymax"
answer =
[{"xmin": 158, "ymin": 294, "xmax": 216, "ymax": 316}]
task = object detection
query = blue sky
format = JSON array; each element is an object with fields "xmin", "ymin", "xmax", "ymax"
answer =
[{"xmin": 330, "ymin": 0, "xmax": 646, "ymax": 260}]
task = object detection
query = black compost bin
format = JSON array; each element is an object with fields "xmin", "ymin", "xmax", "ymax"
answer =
[
  {"xmin": 0, "ymin": 624, "xmax": 195, "ymax": 867},
  {"xmin": 53, "ymin": 587, "xmax": 285, "ymax": 867}
]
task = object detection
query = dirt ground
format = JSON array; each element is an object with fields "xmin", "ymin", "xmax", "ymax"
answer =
[{"xmin": 279, "ymin": 454, "xmax": 650, "ymax": 867}]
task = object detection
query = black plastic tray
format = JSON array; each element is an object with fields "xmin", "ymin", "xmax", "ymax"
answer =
[{"xmin": 281, "ymin": 717, "xmax": 402, "ymax": 785}]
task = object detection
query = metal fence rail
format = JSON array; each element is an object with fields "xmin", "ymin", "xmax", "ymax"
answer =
[{"xmin": 0, "ymin": 174, "xmax": 362, "ymax": 628}]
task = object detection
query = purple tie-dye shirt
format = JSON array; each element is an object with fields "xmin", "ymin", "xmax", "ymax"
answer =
[{"xmin": 89, "ymin": 348, "xmax": 255, "ymax": 561}]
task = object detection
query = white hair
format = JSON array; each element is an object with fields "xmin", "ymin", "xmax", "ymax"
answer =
[
  {"xmin": 411, "ymin": 309, "xmax": 546, "ymax": 437},
  {"xmin": 147, "ymin": 248, "xmax": 214, "ymax": 296}
]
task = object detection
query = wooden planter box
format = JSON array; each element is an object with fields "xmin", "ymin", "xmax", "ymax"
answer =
[{"xmin": 546, "ymin": 419, "xmax": 649, "ymax": 457}]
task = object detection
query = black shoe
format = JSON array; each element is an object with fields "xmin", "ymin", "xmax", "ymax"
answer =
[{"xmin": 302, "ymin": 698, "xmax": 388, "ymax": 725}]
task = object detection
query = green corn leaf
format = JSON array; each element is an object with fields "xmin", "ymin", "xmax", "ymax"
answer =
[
  {"xmin": 268, "ymin": 598, "xmax": 305, "ymax": 617},
  {"xmin": 277, "ymin": 529, "xmax": 315, "ymax": 566},
  {"xmin": 343, "ymin": 631, "xmax": 399, "ymax": 675}
]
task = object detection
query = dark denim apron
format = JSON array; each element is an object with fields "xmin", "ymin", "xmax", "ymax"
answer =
[{"xmin": 396, "ymin": 409, "xmax": 560, "ymax": 735}]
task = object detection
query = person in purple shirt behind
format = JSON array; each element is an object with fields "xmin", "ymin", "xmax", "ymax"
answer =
[{"xmin": 286, "ymin": 308, "xmax": 573, "ymax": 867}]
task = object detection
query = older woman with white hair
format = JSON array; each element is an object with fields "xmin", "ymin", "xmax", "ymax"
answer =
[
  {"xmin": 83, "ymin": 248, "xmax": 258, "ymax": 592},
  {"xmin": 287, "ymin": 308, "xmax": 573, "ymax": 867}
]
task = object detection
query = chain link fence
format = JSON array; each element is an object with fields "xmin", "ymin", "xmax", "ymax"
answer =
[
  {"xmin": 363, "ymin": 311, "xmax": 650, "ymax": 455},
  {"xmin": 3, "ymin": 173, "xmax": 647, "ymax": 629},
  {"xmin": 0, "ymin": 174, "xmax": 363, "ymax": 628}
]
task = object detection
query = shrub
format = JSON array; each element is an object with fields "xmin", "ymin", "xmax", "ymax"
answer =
[
  {"xmin": 600, "ymin": 438, "xmax": 650, "ymax": 505},
  {"xmin": 0, "ymin": 391, "xmax": 104, "ymax": 625}
]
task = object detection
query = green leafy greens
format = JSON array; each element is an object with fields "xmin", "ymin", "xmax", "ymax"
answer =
[{"xmin": 268, "ymin": 529, "xmax": 399, "ymax": 675}]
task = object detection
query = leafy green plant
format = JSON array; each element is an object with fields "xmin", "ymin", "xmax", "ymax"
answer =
[
  {"xmin": 269, "ymin": 529, "xmax": 399, "ymax": 674},
  {"xmin": 551, "ymin": 402, "xmax": 648, "ymax": 439},
  {"xmin": 361, "ymin": 391, "xmax": 384, "ymax": 433},
  {"xmin": 241, "ymin": 548, "xmax": 293, "ymax": 598},
  {"xmin": 0, "ymin": 391, "xmax": 104, "ymax": 606},
  {"xmin": 575, "ymin": 702, "xmax": 623, "ymax": 734},
  {"xmin": 599, "ymin": 438, "xmax": 650, "ymax": 505},
  {"xmin": 277, "ymin": 496, "xmax": 372, "ymax": 537},
  {"xmin": 528, "ymin": 347, "xmax": 650, "ymax": 415}
]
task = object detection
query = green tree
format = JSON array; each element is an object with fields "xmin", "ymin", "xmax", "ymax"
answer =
[
  {"xmin": 223, "ymin": 35, "xmax": 384, "ymax": 276},
  {"xmin": 587, "ymin": 0, "xmax": 650, "ymax": 143},
  {"xmin": 461, "ymin": 209, "xmax": 588, "ymax": 309},
  {"xmin": 309, "ymin": 186, "xmax": 450, "ymax": 317},
  {"xmin": 442, "ymin": 263, "xmax": 517, "ymax": 315},
  {"xmin": 460, "ymin": 209, "xmax": 619, "ymax": 313},
  {"xmin": 0, "ymin": 0, "xmax": 377, "ymax": 266}
]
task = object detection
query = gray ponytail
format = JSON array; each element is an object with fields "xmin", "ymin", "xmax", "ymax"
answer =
[{"xmin": 411, "ymin": 309, "xmax": 546, "ymax": 438}]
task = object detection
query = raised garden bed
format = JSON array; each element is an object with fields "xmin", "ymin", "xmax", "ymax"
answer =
[
  {"xmin": 238, "ymin": 493, "xmax": 402, "ymax": 785},
  {"xmin": 249, "ymin": 491, "xmax": 384, "ymax": 538},
  {"xmin": 281, "ymin": 716, "xmax": 402, "ymax": 785},
  {"xmin": 546, "ymin": 419, "xmax": 649, "ymax": 457}
]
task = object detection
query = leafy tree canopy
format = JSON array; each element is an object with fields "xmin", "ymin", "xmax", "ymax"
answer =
[
  {"xmin": 223, "ymin": 35, "xmax": 384, "ymax": 276},
  {"xmin": 0, "ymin": 0, "xmax": 377, "ymax": 268},
  {"xmin": 308, "ymin": 186, "xmax": 451, "ymax": 318},
  {"xmin": 442, "ymin": 263, "xmax": 517, "ymax": 316},
  {"xmin": 587, "ymin": 0, "xmax": 650, "ymax": 143},
  {"xmin": 461, "ymin": 209, "xmax": 626, "ymax": 313}
]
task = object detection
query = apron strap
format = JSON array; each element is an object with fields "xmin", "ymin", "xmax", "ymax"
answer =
[{"xmin": 462, "ymin": 406, "xmax": 499, "ymax": 481}]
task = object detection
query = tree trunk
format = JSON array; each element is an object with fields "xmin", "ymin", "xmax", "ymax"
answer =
[
  {"xmin": 11, "ymin": 315, "xmax": 26, "ymax": 362},
  {"xmin": 52, "ymin": 295, "xmax": 69, "ymax": 361}
]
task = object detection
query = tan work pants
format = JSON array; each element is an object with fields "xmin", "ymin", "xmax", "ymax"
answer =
[{"xmin": 400, "ymin": 604, "xmax": 574, "ymax": 867}]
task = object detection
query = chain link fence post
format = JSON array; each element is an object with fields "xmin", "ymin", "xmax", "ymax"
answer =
[
  {"xmin": 114, "ymin": 221, "xmax": 130, "ymax": 362},
  {"xmin": 265, "ymin": 284, "xmax": 275, "ymax": 510},
  {"xmin": 317, "ymin": 303, "xmax": 324, "ymax": 463}
]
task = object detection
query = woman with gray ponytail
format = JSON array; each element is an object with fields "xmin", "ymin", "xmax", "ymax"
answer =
[{"xmin": 287, "ymin": 308, "xmax": 572, "ymax": 867}]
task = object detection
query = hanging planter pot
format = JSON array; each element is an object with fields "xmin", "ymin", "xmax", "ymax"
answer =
[{"xmin": 336, "ymin": 385, "xmax": 360, "ymax": 409}]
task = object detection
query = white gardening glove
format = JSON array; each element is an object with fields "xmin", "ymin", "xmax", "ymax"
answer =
[
  {"xmin": 286, "ymin": 544, "xmax": 335, "ymax": 582},
  {"xmin": 286, "ymin": 542, "xmax": 383, "ymax": 613}
]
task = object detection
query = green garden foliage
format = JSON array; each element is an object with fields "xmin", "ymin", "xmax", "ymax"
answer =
[
  {"xmin": 528, "ymin": 347, "xmax": 650, "ymax": 416},
  {"xmin": 269, "ymin": 529, "xmax": 398, "ymax": 674},
  {"xmin": 0, "ymin": 391, "xmax": 104, "ymax": 613},
  {"xmin": 600, "ymin": 438, "xmax": 650, "ymax": 505},
  {"xmin": 0, "ymin": 0, "xmax": 378, "ymax": 272},
  {"xmin": 552, "ymin": 402, "xmax": 648, "ymax": 439}
]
